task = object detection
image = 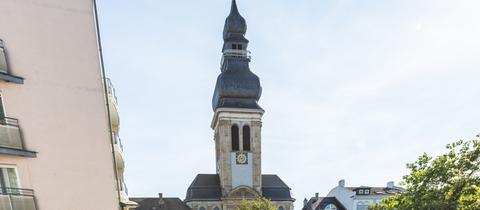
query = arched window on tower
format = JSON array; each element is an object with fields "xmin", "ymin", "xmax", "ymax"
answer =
[
  {"xmin": 243, "ymin": 125, "xmax": 251, "ymax": 151},
  {"xmin": 231, "ymin": 125, "xmax": 239, "ymax": 151}
]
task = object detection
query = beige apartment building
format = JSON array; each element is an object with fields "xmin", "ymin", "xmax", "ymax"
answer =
[{"xmin": 0, "ymin": 0, "xmax": 136, "ymax": 210}]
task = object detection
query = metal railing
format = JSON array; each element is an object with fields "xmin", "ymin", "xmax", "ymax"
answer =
[
  {"xmin": 0, "ymin": 117, "xmax": 19, "ymax": 127},
  {"xmin": 0, "ymin": 117, "xmax": 24, "ymax": 150},
  {"xmin": 223, "ymin": 49, "xmax": 251, "ymax": 60},
  {"xmin": 105, "ymin": 78, "xmax": 118, "ymax": 105},
  {"xmin": 0, "ymin": 188, "xmax": 38, "ymax": 210},
  {"xmin": 221, "ymin": 49, "xmax": 252, "ymax": 68},
  {"xmin": 113, "ymin": 134, "xmax": 124, "ymax": 151}
]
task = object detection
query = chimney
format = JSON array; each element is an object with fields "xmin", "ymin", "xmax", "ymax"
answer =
[
  {"xmin": 158, "ymin": 193, "xmax": 165, "ymax": 206},
  {"xmin": 315, "ymin": 192, "xmax": 319, "ymax": 199},
  {"xmin": 303, "ymin": 198, "xmax": 308, "ymax": 207},
  {"xmin": 387, "ymin": 181, "xmax": 395, "ymax": 188},
  {"xmin": 339, "ymin": 179, "xmax": 345, "ymax": 187}
]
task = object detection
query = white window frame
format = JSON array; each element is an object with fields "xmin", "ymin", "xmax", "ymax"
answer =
[{"xmin": 0, "ymin": 165, "xmax": 21, "ymax": 189}]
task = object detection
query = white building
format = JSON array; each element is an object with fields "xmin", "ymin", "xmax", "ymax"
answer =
[{"xmin": 326, "ymin": 180, "xmax": 404, "ymax": 210}]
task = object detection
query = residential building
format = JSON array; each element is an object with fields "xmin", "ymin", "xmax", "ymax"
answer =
[
  {"xmin": 0, "ymin": 0, "xmax": 135, "ymax": 209},
  {"xmin": 303, "ymin": 180, "xmax": 404, "ymax": 210},
  {"xmin": 302, "ymin": 193, "xmax": 346, "ymax": 210}
]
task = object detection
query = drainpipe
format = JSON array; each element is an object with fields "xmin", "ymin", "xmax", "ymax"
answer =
[{"xmin": 92, "ymin": 0, "xmax": 123, "ymax": 209}]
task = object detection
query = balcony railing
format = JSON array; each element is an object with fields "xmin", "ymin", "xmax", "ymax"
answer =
[
  {"xmin": 221, "ymin": 49, "xmax": 252, "ymax": 68},
  {"xmin": 0, "ymin": 188, "xmax": 38, "ymax": 210},
  {"xmin": 0, "ymin": 117, "xmax": 23, "ymax": 150},
  {"xmin": 0, "ymin": 39, "xmax": 24, "ymax": 84},
  {"xmin": 114, "ymin": 134, "xmax": 124, "ymax": 151},
  {"xmin": 105, "ymin": 78, "xmax": 118, "ymax": 106},
  {"xmin": 0, "ymin": 117, "xmax": 35, "ymax": 157}
]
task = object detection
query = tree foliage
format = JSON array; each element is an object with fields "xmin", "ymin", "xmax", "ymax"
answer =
[
  {"xmin": 370, "ymin": 139, "xmax": 480, "ymax": 210},
  {"xmin": 237, "ymin": 198, "xmax": 277, "ymax": 210}
]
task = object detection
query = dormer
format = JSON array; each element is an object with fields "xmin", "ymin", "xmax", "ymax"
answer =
[{"xmin": 355, "ymin": 188, "xmax": 371, "ymax": 195}]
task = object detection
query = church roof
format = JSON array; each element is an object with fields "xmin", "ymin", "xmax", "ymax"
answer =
[
  {"xmin": 223, "ymin": 0, "xmax": 247, "ymax": 40},
  {"xmin": 212, "ymin": 0, "xmax": 262, "ymax": 111},
  {"xmin": 131, "ymin": 197, "xmax": 191, "ymax": 210},
  {"xmin": 185, "ymin": 174, "xmax": 294, "ymax": 202}
]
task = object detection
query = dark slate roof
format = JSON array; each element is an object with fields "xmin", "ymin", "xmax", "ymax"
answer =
[
  {"xmin": 185, "ymin": 174, "xmax": 222, "ymax": 201},
  {"xmin": 261, "ymin": 175, "xmax": 295, "ymax": 201},
  {"xmin": 223, "ymin": 0, "xmax": 247, "ymax": 40},
  {"xmin": 212, "ymin": 0, "xmax": 262, "ymax": 111},
  {"xmin": 346, "ymin": 186, "xmax": 405, "ymax": 195},
  {"xmin": 212, "ymin": 60, "xmax": 262, "ymax": 110},
  {"xmin": 302, "ymin": 197, "xmax": 346, "ymax": 210},
  {"xmin": 131, "ymin": 197, "xmax": 191, "ymax": 210},
  {"xmin": 185, "ymin": 174, "xmax": 294, "ymax": 201}
]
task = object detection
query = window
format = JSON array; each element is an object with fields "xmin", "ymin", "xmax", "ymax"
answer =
[
  {"xmin": 231, "ymin": 125, "xmax": 239, "ymax": 151},
  {"xmin": 278, "ymin": 206, "xmax": 284, "ymax": 210},
  {"xmin": 324, "ymin": 204, "xmax": 337, "ymax": 210},
  {"xmin": 0, "ymin": 94, "xmax": 5, "ymax": 119},
  {"xmin": 213, "ymin": 207, "xmax": 220, "ymax": 210},
  {"xmin": 356, "ymin": 205, "xmax": 369, "ymax": 210},
  {"xmin": 242, "ymin": 125, "xmax": 251, "ymax": 151},
  {"xmin": 232, "ymin": 44, "xmax": 243, "ymax": 50},
  {"xmin": 357, "ymin": 188, "xmax": 371, "ymax": 195},
  {"xmin": 0, "ymin": 167, "xmax": 20, "ymax": 192},
  {"xmin": 0, "ymin": 39, "xmax": 7, "ymax": 73},
  {"xmin": 199, "ymin": 207, "xmax": 206, "ymax": 210}
]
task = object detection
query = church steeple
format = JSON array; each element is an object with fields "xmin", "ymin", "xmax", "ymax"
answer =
[
  {"xmin": 212, "ymin": 0, "xmax": 262, "ymax": 111},
  {"xmin": 223, "ymin": 0, "xmax": 247, "ymax": 41}
]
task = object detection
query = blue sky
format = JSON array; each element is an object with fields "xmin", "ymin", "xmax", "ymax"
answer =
[{"xmin": 97, "ymin": 0, "xmax": 480, "ymax": 208}]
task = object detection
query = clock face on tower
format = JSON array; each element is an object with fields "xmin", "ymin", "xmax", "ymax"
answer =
[{"xmin": 236, "ymin": 152, "xmax": 248, "ymax": 165}]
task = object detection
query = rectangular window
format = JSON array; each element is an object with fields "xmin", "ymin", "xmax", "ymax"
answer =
[
  {"xmin": 364, "ymin": 189, "xmax": 370, "ymax": 194},
  {"xmin": 0, "ymin": 94, "xmax": 5, "ymax": 119},
  {"xmin": 357, "ymin": 205, "xmax": 369, "ymax": 210},
  {"xmin": 358, "ymin": 189, "xmax": 364, "ymax": 194},
  {"xmin": 0, "ymin": 167, "xmax": 20, "ymax": 193},
  {"xmin": 0, "ymin": 40, "xmax": 8, "ymax": 73},
  {"xmin": 232, "ymin": 44, "xmax": 237, "ymax": 49}
]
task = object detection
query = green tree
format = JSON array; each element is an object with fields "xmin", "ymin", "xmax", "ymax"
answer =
[
  {"xmin": 237, "ymin": 198, "xmax": 277, "ymax": 210},
  {"xmin": 370, "ymin": 139, "xmax": 480, "ymax": 210}
]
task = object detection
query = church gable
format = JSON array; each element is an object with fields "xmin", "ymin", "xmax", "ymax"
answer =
[{"xmin": 227, "ymin": 186, "xmax": 261, "ymax": 200}]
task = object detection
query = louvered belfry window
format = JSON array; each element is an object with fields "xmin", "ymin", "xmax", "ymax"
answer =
[
  {"xmin": 243, "ymin": 125, "xmax": 251, "ymax": 151},
  {"xmin": 231, "ymin": 125, "xmax": 239, "ymax": 151}
]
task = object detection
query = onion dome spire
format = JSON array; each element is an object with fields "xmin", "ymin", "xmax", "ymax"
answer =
[
  {"xmin": 212, "ymin": 0, "xmax": 262, "ymax": 111},
  {"xmin": 223, "ymin": 0, "xmax": 247, "ymax": 40}
]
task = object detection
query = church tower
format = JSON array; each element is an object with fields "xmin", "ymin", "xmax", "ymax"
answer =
[
  {"xmin": 185, "ymin": 1, "xmax": 294, "ymax": 210},
  {"xmin": 212, "ymin": 0, "xmax": 263, "ymax": 195}
]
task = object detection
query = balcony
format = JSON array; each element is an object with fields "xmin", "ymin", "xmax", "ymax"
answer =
[
  {"xmin": 0, "ymin": 40, "xmax": 24, "ymax": 84},
  {"xmin": 113, "ymin": 134, "xmax": 125, "ymax": 170},
  {"xmin": 0, "ymin": 118, "xmax": 36, "ymax": 158},
  {"xmin": 0, "ymin": 188, "xmax": 38, "ymax": 210},
  {"xmin": 119, "ymin": 183, "xmax": 138, "ymax": 208},
  {"xmin": 106, "ymin": 78, "xmax": 120, "ymax": 133},
  {"xmin": 220, "ymin": 49, "xmax": 252, "ymax": 69}
]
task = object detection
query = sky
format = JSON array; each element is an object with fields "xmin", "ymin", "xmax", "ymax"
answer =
[{"xmin": 97, "ymin": 0, "xmax": 480, "ymax": 209}]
